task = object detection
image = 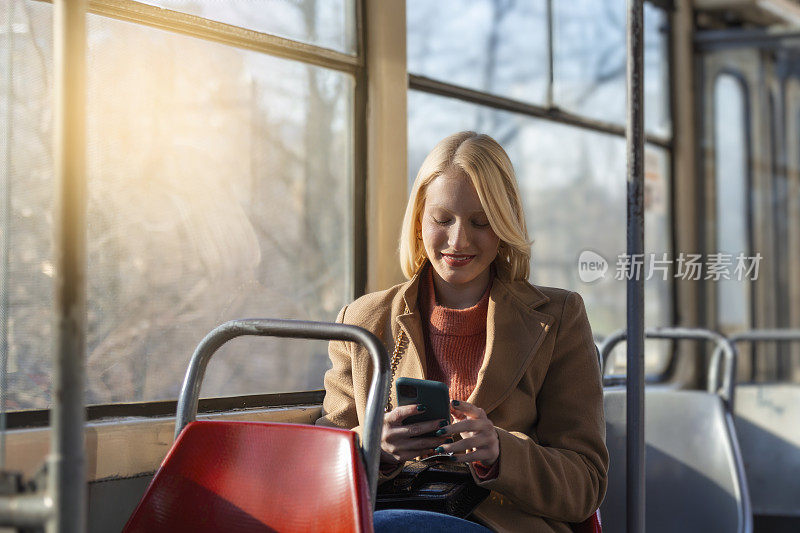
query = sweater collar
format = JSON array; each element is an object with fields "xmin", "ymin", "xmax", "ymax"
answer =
[
  {"xmin": 419, "ymin": 265, "xmax": 491, "ymax": 336},
  {"xmin": 400, "ymin": 258, "xmax": 550, "ymax": 313},
  {"xmin": 393, "ymin": 258, "xmax": 555, "ymax": 414}
]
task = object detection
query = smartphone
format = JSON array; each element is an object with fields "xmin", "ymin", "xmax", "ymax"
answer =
[{"xmin": 395, "ymin": 377, "xmax": 450, "ymax": 433}]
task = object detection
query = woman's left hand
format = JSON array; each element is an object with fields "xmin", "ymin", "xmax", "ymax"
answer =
[{"xmin": 434, "ymin": 400, "xmax": 499, "ymax": 467}]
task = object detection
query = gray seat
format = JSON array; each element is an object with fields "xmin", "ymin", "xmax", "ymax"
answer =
[
  {"xmin": 601, "ymin": 387, "xmax": 752, "ymax": 533},
  {"xmin": 733, "ymin": 383, "xmax": 800, "ymax": 517}
]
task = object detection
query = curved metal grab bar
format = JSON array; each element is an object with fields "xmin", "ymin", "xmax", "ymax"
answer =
[
  {"xmin": 600, "ymin": 327, "xmax": 737, "ymax": 411},
  {"xmin": 174, "ymin": 318, "xmax": 389, "ymax": 505},
  {"xmin": 709, "ymin": 329, "xmax": 800, "ymax": 394}
]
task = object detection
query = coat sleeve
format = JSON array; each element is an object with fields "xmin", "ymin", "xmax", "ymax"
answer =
[
  {"xmin": 316, "ymin": 304, "xmax": 404, "ymax": 482},
  {"xmin": 471, "ymin": 291, "xmax": 609, "ymax": 523},
  {"xmin": 315, "ymin": 305, "xmax": 361, "ymax": 432}
]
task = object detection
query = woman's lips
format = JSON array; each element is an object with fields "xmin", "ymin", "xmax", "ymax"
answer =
[{"xmin": 442, "ymin": 253, "xmax": 475, "ymax": 267}]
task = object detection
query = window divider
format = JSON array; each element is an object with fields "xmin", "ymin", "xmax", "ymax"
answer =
[
  {"xmin": 33, "ymin": 0, "xmax": 363, "ymax": 74},
  {"xmin": 408, "ymin": 73, "xmax": 673, "ymax": 150}
]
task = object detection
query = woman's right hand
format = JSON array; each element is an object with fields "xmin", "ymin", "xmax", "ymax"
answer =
[{"xmin": 380, "ymin": 404, "xmax": 451, "ymax": 465}]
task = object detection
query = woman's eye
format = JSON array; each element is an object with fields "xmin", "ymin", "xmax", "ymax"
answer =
[
  {"xmin": 473, "ymin": 221, "xmax": 491, "ymax": 228},
  {"xmin": 433, "ymin": 217, "xmax": 451, "ymax": 225}
]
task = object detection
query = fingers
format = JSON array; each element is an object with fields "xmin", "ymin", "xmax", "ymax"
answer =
[
  {"xmin": 404, "ymin": 436, "xmax": 452, "ymax": 452},
  {"xmin": 381, "ymin": 413, "xmax": 452, "ymax": 463},
  {"xmin": 435, "ymin": 434, "xmax": 499, "ymax": 466},
  {"xmin": 430, "ymin": 409, "xmax": 500, "ymax": 466},
  {"xmin": 380, "ymin": 449, "xmax": 401, "ymax": 466},
  {"xmin": 383, "ymin": 423, "xmax": 448, "ymax": 449},
  {"xmin": 449, "ymin": 449, "xmax": 497, "ymax": 466},
  {"xmin": 449, "ymin": 399, "xmax": 484, "ymax": 419},
  {"xmin": 434, "ymin": 418, "xmax": 484, "ymax": 437},
  {"xmin": 382, "ymin": 401, "xmax": 496, "ymax": 465},
  {"xmin": 382, "ymin": 435, "xmax": 453, "ymax": 463},
  {"xmin": 385, "ymin": 403, "xmax": 427, "ymax": 425},
  {"xmin": 437, "ymin": 434, "xmax": 490, "ymax": 454}
]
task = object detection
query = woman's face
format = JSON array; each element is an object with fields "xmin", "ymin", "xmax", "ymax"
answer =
[{"xmin": 421, "ymin": 170, "xmax": 500, "ymax": 290}]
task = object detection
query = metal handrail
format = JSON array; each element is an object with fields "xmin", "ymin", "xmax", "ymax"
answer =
[
  {"xmin": 600, "ymin": 327, "xmax": 738, "ymax": 411},
  {"xmin": 174, "ymin": 318, "xmax": 389, "ymax": 507},
  {"xmin": 709, "ymin": 329, "xmax": 800, "ymax": 394},
  {"xmin": 0, "ymin": 1, "xmax": 89, "ymax": 530},
  {"xmin": 625, "ymin": 0, "xmax": 646, "ymax": 528}
]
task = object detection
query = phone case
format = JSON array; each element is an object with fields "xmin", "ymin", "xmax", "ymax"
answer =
[{"xmin": 396, "ymin": 377, "xmax": 450, "ymax": 428}]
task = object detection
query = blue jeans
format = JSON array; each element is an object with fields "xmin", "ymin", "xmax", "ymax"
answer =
[{"xmin": 373, "ymin": 509, "xmax": 493, "ymax": 532}]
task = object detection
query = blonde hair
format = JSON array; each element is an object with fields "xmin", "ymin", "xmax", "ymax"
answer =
[{"xmin": 399, "ymin": 131, "xmax": 531, "ymax": 280}]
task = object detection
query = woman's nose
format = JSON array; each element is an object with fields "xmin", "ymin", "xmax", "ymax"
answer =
[{"xmin": 449, "ymin": 221, "xmax": 470, "ymax": 250}]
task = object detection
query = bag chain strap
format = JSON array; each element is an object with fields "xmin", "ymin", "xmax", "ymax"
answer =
[{"xmin": 385, "ymin": 305, "xmax": 410, "ymax": 412}]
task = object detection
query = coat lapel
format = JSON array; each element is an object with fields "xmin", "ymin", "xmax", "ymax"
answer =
[
  {"xmin": 467, "ymin": 264, "xmax": 554, "ymax": 413},
  {"xmin": 386, "ymin": 260, "xmax": 554, "ymax": 413},
  {"xmin": 386, "ymin": 268, "xmax": 427, "ymax": 409},
  {"xmin": 396, "ymin": 311, "xmax": 426, "ymax": 379}
]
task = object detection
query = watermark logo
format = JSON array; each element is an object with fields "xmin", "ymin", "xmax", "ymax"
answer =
[
  {"xmin": 576, "ymin": 251, "xmax": 762, "ymax": 283},
  {"xmin": 578, "ymin": 250, "xmax": 608, "ymax": 283}
]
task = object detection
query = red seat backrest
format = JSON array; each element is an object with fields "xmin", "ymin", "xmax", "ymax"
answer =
[
  {"xmin": 572, "ymin": 509, "xmax": 602, "ymax": 533},
  {"xmin": 123, "ymin": 421, "xmax": 373, "ymax": 533}
]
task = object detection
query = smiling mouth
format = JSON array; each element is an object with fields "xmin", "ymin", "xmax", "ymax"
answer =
[{"xmin": 441, "ymin": 253, "xmax": 476, "ymax": 266}]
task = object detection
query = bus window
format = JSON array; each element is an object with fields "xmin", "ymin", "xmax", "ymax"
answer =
[
  {"xmin": 407, "ymin": 92, "xmax": 672, "ymax": 377},
  {"xmin": 552, "ymin": 0, "xmax": 670, "ymax": 136},
  {"xmin": 406, "ymin": 0, "xmax": 549, "ymax": 106},
  {"xmin": 85, "ymin": 14, "xmax": 354, "ymax": 404},
  {"xmin": 136, "ymin": 0, "xmax": 357, "ymax": 54},
  {"xmin": 1, "ymin": 1, "xmax": 56, "ymax": 411},
  {"xmin": 1, "ymin": 1, "xmax": 358, "ymax": 410},
  {"xmin": 407, "ymin": 0, "xmax": 674, "ymax": 379},
  {"xmin": 713, "ymin": 74, "xmax": 751, "ymax": 336}
]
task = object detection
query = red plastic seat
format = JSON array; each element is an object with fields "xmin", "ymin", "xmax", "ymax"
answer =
[
  {"xmin": 573, "ymin": 510, "xmax": 602, "ymax": 533},
  {"xmin": 123, "ymin": 421, "xmax": 373, "ymax": 533}
]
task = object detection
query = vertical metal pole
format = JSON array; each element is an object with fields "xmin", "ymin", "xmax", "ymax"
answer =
[
  {"xmin": 1, "ymin": 0, "xmax": 16, "ymax": 471},
  {"xmin": 626, "ymin": 1, "xmax": 645, "ymax": 532},
  {"xmin": 545, "ymin": 0, "xmax": 554, "ymax": 108},
  {"xmin": 50, "ymin": 0, "xmax": 87, "ymax": 532},
  {"xmin": 353, "ymin": 0, "xmax": 367, "ymax": 299}
]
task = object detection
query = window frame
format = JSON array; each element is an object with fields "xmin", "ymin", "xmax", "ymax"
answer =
[
  {"xmin": 406, "ymin": 0, "xmax": 677, "ymax": 381},
  {"xmin": 709, "ymin": 69, "xmax": 756, "ymax": 376},
  {"xmin": 5, "ymin": 0, "xmax": 682, "ymax": 418},
  {"xmin": 6, "ymin": 390, "xmax": 325, "ymax": 429},
  {"xmin": 2, "ymin": 0, "xmax": 373, "ymax": 415},
  {"xmin": 73, "ymin": 0, "xmax": 371, "ymax": 300}
]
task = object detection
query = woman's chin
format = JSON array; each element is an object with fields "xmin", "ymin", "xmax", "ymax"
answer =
[{"xmin": 433, "ymin": 265, "xmax": 482, "ymax": 287}]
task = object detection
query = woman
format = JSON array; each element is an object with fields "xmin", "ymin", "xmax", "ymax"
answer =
[{"xmin": 318, "ymin": 131, "xmax": 608, "ymax": 532}]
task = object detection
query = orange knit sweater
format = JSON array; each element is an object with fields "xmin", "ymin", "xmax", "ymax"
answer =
[
  {"xmin": 419, "ymin": 266, "xmax": 492, "ymax": 402},
  {"xmin": 419, "ymin": 266, "xmax": 499, "ymax": 477}
]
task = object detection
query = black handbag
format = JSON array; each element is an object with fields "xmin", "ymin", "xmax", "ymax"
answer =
[
  {"xmin": 376, "ymin": 309, "xmax": 491, "ymax": 518},
  {"xmin": 376, "ymin": 457, "xmax": 490, "ymax": 517}
]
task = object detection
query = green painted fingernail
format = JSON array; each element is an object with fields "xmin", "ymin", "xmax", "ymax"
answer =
[
  {"xmin": 435, "ymin": 428, "xmax": 447, "ymax": 436},
  {"xmin": 445, "ymin": 438, "xmax": 454, "ymax": 444},
  {"xmin": 451, "ymin": 400, "xmax": 460, "ymax": 407},
  {"xmin": 417, "ymin": 404, "xmax": 426, "ymax": 411},
  {"xmin": 438, "ymin": 420, "xmax": 448, "ymax": 427},
  {"xmin": 435, "ymin": 446, "xmax": 445, "ymax": 454}
]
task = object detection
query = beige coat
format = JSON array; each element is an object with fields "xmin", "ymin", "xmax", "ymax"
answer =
[{"xmin": 317, "ymin": 261, "xmax": 608, "ymax": 532}]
